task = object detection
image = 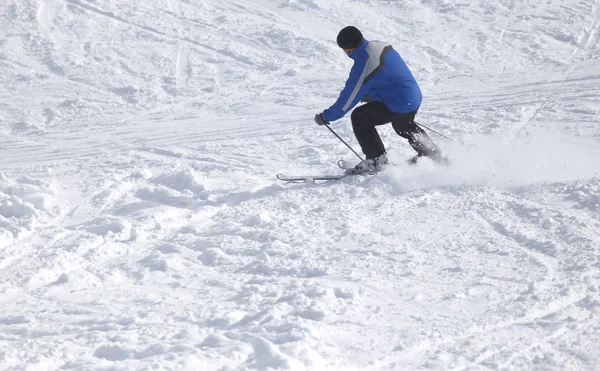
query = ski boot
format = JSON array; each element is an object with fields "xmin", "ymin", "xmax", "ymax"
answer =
[
  {"xmin": 346, "ymin": 154, "xmax": 388, "ymax": 175},
  {"xmin": 408, "ymin": 149, "xmax": 448, "ymax": 165}
]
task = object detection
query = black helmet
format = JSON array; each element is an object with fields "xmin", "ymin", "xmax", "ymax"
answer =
[{"xmin": 337, "ymin": 26, "xmax": 364, "ymax": 49}]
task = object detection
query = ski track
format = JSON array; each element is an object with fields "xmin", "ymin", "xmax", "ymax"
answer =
[
  {"xmin": 36, "ymin": 0, "xmax": 58, "ymax": 43},
  {"xmin": 1, "ymin": 0, "xmax": 600, "ymax": 370}
]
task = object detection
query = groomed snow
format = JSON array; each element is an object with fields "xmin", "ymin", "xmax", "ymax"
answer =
[{"xmin": 1, "ymin": 0, "xmax": 600, "ymax": 369}]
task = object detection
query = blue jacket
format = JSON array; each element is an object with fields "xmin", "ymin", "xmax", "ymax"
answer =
[{"xmin": 323, "ymin": 40, "xmax": 422, "ymax": 122}]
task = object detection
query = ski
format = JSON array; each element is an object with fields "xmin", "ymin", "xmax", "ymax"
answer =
[
  {"xmin": 277, "ymin": 159, "xmax": 382, "ymax": 183},
  {"xmin": 276, "ymin": 173, "xmax": 348, "ymax": 183}
]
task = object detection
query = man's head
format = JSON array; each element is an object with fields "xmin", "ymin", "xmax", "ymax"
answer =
[{"xmin": 337, "ymin": 26, "xmax": 364, "ymax": 54}]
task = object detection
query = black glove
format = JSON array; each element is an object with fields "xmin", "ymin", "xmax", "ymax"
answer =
[
  {"xmin": 314, "ymin": 113, "xmax": 329, "ymax": 126},
  {"xmin": 361, "ymin": 95, "xmax": 373, "ymax": 103}
]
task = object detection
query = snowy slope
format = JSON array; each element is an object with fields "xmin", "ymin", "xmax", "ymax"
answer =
[{"xmin": 1, "ymin": 0, "xmax": 600, "ymax": 370}]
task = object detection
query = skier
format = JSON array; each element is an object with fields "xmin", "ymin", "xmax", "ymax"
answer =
[{"xmin": 314, "ymin": 26, "xmax": 443, "ymax": 174}]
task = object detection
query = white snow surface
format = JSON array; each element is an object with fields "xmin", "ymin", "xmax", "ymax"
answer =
[{"xmin": 1, "ymin": 0, "xmax": 600, "ymax": 369}]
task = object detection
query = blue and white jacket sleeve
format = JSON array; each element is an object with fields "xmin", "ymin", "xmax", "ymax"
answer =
[{"xmin": 322, "ymin": 58, "xmax": 372, "ymax": 122}]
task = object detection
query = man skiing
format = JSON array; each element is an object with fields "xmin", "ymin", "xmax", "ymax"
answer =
[{"xmin": 314, "ymin": 26, "xmax": 443, "ymax": 174}]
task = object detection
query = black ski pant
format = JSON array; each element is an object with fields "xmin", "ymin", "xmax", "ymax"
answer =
[{"xmin": 351, "ymin": 102, "xmax": 439, "ymax": 159}]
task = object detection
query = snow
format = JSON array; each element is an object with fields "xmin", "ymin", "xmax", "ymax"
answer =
[{"xmin": 1, "ymin": 0, "xmax": 600, "ymax": 369}]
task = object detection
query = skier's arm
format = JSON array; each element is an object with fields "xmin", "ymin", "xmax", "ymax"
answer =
[{"xmin": 323, "ymin": 60, "xmax": 372, "ymax": 122}]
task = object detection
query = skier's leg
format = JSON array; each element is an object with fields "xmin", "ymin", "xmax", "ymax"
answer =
[
  {"xmin": 351, "ymin": 102, "xmax": 396, "ymax": 159},
  {"xmin": 391, "ymin": 111, "xmax": 441, "ymax": 158}
]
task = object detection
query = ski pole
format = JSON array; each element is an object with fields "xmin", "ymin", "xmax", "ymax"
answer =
[
  {"xmin": 416, "ymin": 122, "xmax": 456, "ymax": 143},
  {"xmin": 324, "ymin": 125, "xmax": 368, "ymax": 165}
]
